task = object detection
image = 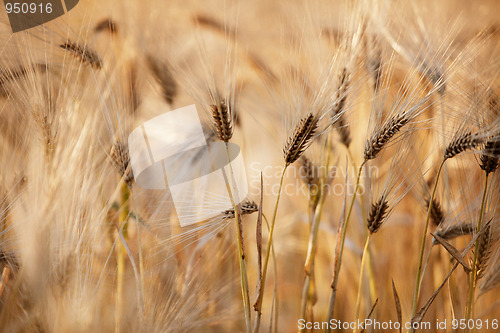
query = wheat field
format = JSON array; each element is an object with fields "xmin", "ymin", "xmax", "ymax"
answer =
[{"xmin": 0, "ymin": 0, "xmax": 500, "ymax": 332}]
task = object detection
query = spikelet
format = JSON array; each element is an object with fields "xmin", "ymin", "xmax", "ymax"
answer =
[
  {"xmin": 284, "ymin": 113, "xmax": 319, "ymax": 166},
  {"xmin": 480, "ymin": 137, "xmax": 500, "ymax": 174},
  {"xmin": 476, "ymin": 221, "xmax": 493, "ymax": 280},
  {"xmin": 479, "ymin": 237, "xmax": 500, "ymax": 296},
  {"xmin": 364, "ymin": 113, "xmax": 410, "ymax": 161},
  {"xmin": 443, "ymin": 132, "xmax": 482, "ymax": 160},
  {"xmin": 110, "ymin": 141, "xmax": 133, "ymax": 187},
  {"xmin": 330, "ymin": 68, "xmax": 352, "ymax": 147},
  {"xmin": 426, "ymin": 197, "xmax": 445, "ymax": 227},
  {"xmin": 222, "ymin": 200, "xmax": 258, "ymax": 220},
  {"xmin": 60, "ymin": 40, "xmax": 103, "ymax": 69},
  {"xmin": 367, "ymin": 197, "xmax": 389, "ymax": 234},
  {"xmin": 432, "ymin": 222, "xmax": 474, "ymax": 245},
  {"xmin": 211, "ymin": 99, "xmax": 233, "ymax": 142},
  {"xmin": 299, "ymin": 156, "xmax": 320, "ymax": 189}
]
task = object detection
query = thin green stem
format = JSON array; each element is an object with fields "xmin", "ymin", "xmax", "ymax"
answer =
[
  {"xmin": 410, "ymin": 159, "xmax": 445, "ymax": 331},
  {"xmin": 354, "ymin": 234, "xmax": 371, "ymax": 333},
  {"xmin": 465, "ymin": 172, "xmax": 489, "ymax": 328}
]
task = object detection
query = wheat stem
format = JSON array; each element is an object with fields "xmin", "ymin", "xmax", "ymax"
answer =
[
  {"xmin": 254, "ymin": 166, "xmax": 287, "ymax": 333},
  {"xmin": 223, "ymin": 144, "xmax": 252, "ymax": 333},
  {"xmin": 299, "ymin": 178, "xmax": 326, "ymax": 328},
  {"xmin": 115, "ymin": 180, "xmax": 129, "ymax": 333},
  {"xmin": 465, "ymin": 172, "xmax": 489, "ymax": 328},
  {"xmin": 325, "ymin": 159, "xmax": 366, "ymax": 331},
  {"xmin": 135, "ymin": 207, "xmax": 145, "ymax": 317},
  {"xmin": 354, "ymin": 234, "xmax": 372, "ymax": 332},
  {"xmin": 299, "ymin": 135, "xmax": 332, "ymax": 328},
  {"xmin": 410, "ymin": 159, "xmax": 445, "ymax": 332}
]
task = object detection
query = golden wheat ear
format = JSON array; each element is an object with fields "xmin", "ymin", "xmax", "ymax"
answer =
[
  {"xmin": 425, "ymin": 197, "xmax": 445, "ymax": 227},
  {"xmin": 283, "ymin": 113, "xmax": 319, "ymax": 166},
  {"xmin": 211, "ymin": 99, "xmax": 233, "ymax": 143},
  {"xmin": 59, "ymin": 40, "xmax": 103, "ymax": 69},
  {"xmin": 443, "ymin": 131, "xmax": 483, "ymax": 160},
  {"xmin": 110, "ymin": 141, "xmax": 133, "ymax": 187},
  {"xmin": 366, "ymin": 197, "xmax": 389, "ymax": 234},
  {"xmin": 432, "ymin": 222, "xmax": 475, "ymax": 245},
  {"xmin": 364, "ymin": 113, "xmax": 411, "ymax": 161},
  {"xmin": 330, "ymin": 68, "xmax": 352, "ymax": 147},
  {"xmin": 480, "ymin": 137, "xmax": 500, "ymax": 174}
]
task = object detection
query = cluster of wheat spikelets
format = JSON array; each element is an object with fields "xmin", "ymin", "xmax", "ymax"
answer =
[{"xmin": 0, "ymin": 0, "xmax": 499, "ymax": 332}]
